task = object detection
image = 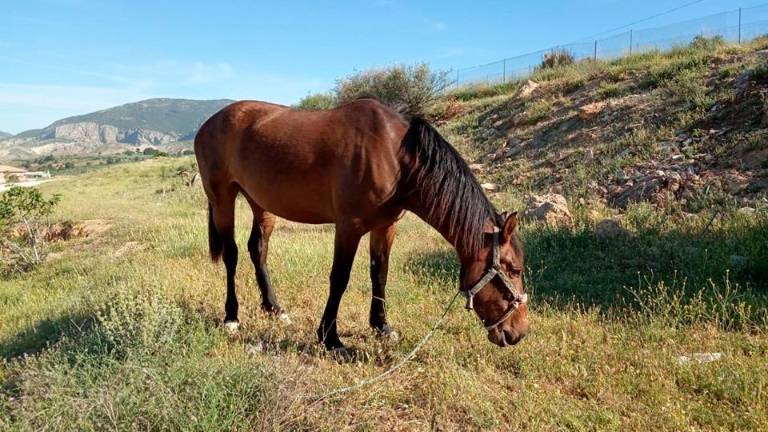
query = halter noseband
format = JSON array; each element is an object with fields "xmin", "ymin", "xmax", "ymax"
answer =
[{"xmin": 461, "ymin": 230, "xmax": 528, "ymax": 331}]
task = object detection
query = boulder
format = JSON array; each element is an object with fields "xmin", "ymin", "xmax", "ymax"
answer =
[
  {"xmin": 515, "ymin": 80, "xmax": 540, "ymax": 99},
  {"xmin": 595, "ymin": 219, "xmax": 629, "ymax": 239},
  {"xmin": 522, "ymin": 193, "xmax": 572, "ymax": 226}
]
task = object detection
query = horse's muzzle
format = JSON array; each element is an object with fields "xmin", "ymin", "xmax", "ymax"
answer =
[{"xmin": 488, "ymin": 327, "xmax": 526, "ymax": 347}]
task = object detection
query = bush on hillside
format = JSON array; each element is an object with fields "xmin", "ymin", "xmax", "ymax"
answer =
[
  {"xmin": 539, "ymin": 49, "xmax": 575, "ymax": 70},
  {"xmin": 689, "ymin": 35, "xmax": 726, "ymax": 51},
  {"xmin": 0, "ymin": 186, "xmax": 60, "ymax": 275},
  {"xmin": 334, "ymin": 63, "xmax": 450, "ymax": 115},
  {"xmin": 296, "ymin": 92, "xmax": 336, "ymax": 110}
]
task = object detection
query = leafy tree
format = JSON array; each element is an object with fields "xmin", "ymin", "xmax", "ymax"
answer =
[
  {"xmin": 0, "ymin": 186, "xmax": 60, "ymax": 274},
  {"xmin": 334, "ymin": 63, "xmax": 450, "ymax": 116},
  {"xmin": 296, "ymin": 92, "xmax": 336, "ymax": 110}
]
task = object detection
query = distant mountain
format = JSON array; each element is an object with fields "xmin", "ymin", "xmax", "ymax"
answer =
[
  {"xmin": 0, "ymin": 131, "xmax": 12, "ymax": 140},
  {"xmin": 2, "ymin": 98, "xmax": 234, "ymax": 160}
]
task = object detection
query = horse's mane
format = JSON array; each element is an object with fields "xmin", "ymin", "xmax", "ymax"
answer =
[{"xmin": 401, "ymin": 117, "xmax": 498, "ymax": 256}]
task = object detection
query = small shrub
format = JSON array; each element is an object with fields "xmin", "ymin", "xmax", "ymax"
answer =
[
  {"xmin": 595, "ymin": 82, "xmax": 627, "ymax": 100},
  {"xmin": 96, "ymin": 288, "xmax": 184, "ymax": 356},
  {"xmin": 334, "ymin": 63, "xmax": 450, "ymax": 115},
  {"xmin": 0, "ymin": 186, "xmax": 60, "ymax": 274},
  {"xmin": 521, "ymin": 98, "xmax": 553, "ymax": 125},
  {"xmin": 663, "ymin": 68, "xmax": 712, "ymax": 110},
  {"xmin": 748, "ymin": 62, "xmax": 768, "ymax": 85},
  {"xmin": 296, "ymin": 92, "xmax": 336, "ymax": 110},
  {"xmin": 689, "ymin": 35, "xmax": 726, "ymax": 51},
  {"xmin": 539, "ymin": 49, "xmax": 575, "ymax": 70}
]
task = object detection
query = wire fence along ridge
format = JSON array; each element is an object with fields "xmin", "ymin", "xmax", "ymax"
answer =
[{"xmin": 452, "ymin": 3, "xmax": 768, "ymax": 88}]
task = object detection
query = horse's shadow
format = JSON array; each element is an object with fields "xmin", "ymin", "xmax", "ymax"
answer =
[
  {"xmin": 403, "ymin": 222, "xmax": 768, "ymax": 314},
  {"xmin": 0, "ymin": 312, "xmax": 95, "ymax": 360}
]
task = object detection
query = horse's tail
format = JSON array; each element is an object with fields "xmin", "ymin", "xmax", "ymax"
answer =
[{"xmin": 208, "ymin": 202, "xmax": 224, "ymax": 262}]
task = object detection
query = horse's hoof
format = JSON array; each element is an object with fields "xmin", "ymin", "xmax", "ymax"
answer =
[
  {"xmin": 331, "ymin": 346, "xmax": 355, "ymax": 361},
  {"xmin": 223, "ymin": 321, "xmax": 240, "ymax": 333},
  {"xmin": 277, "ymin": 312, "xmax": 292, "ymax": 325}
]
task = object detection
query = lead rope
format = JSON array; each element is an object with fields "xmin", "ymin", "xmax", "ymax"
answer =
[{"xmin": 310, "ymin": 290, "xmax": 462, "ymax": 403}]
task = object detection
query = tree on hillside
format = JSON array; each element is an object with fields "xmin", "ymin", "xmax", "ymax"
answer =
[{"xmin": 0, "ymin": 186, "xmax": 60, "ymax": 274}]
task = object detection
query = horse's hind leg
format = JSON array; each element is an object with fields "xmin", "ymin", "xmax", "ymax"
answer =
[
  {"xmin": 208, "ymin": 185, "xmax": 240, "ymax": 328},
  {"xmin": 369, "ymin": 223, "xmax": 397, "ymax": 339},
  {"xmin": 245, "ymin": 202, "xmax": 286, "ymax": 318}
]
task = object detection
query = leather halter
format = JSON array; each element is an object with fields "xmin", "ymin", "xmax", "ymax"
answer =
[{"xmin": 461, "ymin": 230, "xmax": 528, "ymax": 331}]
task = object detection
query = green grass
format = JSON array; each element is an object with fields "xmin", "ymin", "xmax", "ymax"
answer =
[{"xmin": 1, "ymin": 158, "xmax": 767, "ymax": 431}]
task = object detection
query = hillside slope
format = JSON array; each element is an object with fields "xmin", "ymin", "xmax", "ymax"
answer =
[
  {"xmin": 434, "ymin": 36, "xmax": 768, "ymax": 214},
  {"xmin": 1, "ymin": 98, "xmax": 233, "ymax": 160},
  {"xmin": 0, "ymin": 131, "xmax": 12, "ymax": 140}
]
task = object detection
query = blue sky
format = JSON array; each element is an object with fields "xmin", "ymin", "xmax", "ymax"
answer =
[{"xmin": 2, "ymin": 0, "xmax": 766, "ymax": 133}]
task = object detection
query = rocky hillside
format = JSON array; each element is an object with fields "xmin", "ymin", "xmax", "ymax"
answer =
[
  {"xmin": 0, "ymin": 131, "xmax": 12, "ymax": 140},
  {"xmin": 432, "ymin": 36, "xmax": 768, "ymax": 215},
  {"xmin": 0, "ymin": 98, "xmax": 233, "ymax": 160}
]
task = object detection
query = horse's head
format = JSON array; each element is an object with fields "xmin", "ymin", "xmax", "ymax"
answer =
[{"xmin": 460, "ymin": 212, "xmax": 528, "ymax": 347}]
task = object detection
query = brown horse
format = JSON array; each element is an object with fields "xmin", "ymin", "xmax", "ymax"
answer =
[{"xmin": 194, "ymin": 98, "xmax": 529, "ymax": 350}]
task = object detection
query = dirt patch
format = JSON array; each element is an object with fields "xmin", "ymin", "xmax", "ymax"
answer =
[
  {"xmin": 112, "ymin": 241, "xmax": 146, "ymax": 258},
  {"xmin": 42, "ymin": 219, "xmax": 111, "ymax": 242}
]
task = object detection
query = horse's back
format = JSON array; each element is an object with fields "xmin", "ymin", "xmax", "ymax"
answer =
[{"xmin": 195, "ymin": 99, "xmax": 408, "ymax": 225}]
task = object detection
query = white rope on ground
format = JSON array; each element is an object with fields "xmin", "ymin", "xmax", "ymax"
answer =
[{"xmin": 311, "ymin": 291, "xmax": 462, "ymax": 402}]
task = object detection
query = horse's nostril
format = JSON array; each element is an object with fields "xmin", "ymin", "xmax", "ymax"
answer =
[{"xmin": 503, "ymin": 329, "xmax": 522, "ymax": 346}]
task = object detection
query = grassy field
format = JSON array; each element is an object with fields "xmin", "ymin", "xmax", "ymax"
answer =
[{"xmin": 1, "ymin": 157, "xmax": 766, "ymax": 431}]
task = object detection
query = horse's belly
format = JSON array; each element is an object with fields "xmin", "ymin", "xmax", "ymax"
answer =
[{"xmin": 239, "ymin": 177, "xmax": 335, "ymax": 224}]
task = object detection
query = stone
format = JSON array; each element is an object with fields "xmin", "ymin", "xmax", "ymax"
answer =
[
  {"xmin": 678, "ymin": 352, "xmax": 723, "ymax": 365},
  {"xmin": 579, "ymin": 102, "xmax": 606, "ymax": 120},
  {"xmin": 481, "ymin": 183, "xmax": 499, "ymax": 192},
  {"xmin": 595, "ymin": 219, "xmax": 628, "ymax": 239},
  {"xmin": 521, "ymin": 193, "xmax": 573, "ymax": 226},
  {"xmin": 738, "ymin": 207, "xmax": 756, "ymax": 215},
  {"xmin": 468, "ymin": 163, "xmax": 484, "ymax": 172},
  {"xmin": 515, "ymin": 80, "xmax": 540, "ymax": 99}
]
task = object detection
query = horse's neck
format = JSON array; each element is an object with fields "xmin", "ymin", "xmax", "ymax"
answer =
[{"xmin": 403, "ymin": 193, "xmax": 473, "ymax": 262}]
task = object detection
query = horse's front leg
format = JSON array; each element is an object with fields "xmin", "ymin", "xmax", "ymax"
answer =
[
  {"xmin": 369, "ymin": 223, "xmax": 397, "ymax": 339},
  {"xmin": 317, "ymin": 224, "xmax": 363, "ymax": 350}
]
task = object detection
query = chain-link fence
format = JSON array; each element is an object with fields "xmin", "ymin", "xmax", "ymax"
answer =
[{"xmin": 453, "ymin": 4, "xmax": 768, "ymax": 87}]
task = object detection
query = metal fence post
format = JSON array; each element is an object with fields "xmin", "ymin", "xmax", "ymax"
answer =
[
  {"xmin": 594, "ymin": 40, "xmax": 598, "ymax": 61},
  {"xmin": 738, "ymin": 8, "xmax": 742, "ymax": 44},
  {"xmin": 502, "ymin": 59, "xmax": 506, "ymax": 83},
  {"xmin": 629, "ymin": 30, "xmax": 633, "ymax": 55}
]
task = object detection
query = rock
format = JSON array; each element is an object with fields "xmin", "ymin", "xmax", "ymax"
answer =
[
  {"xmin": 671, "ymin": 154, "xmax": 684, "ymax": 161},
  {"xmin": 579, "ymin": 102, "xmax": 606, "ymax": 120},
  {"xmin": 515, "ymin": 80, "xmax": 540, "ymax": 99},
  {"xmin": 481, "ymin": 183, "xmax": 498, "ymax": 192},
  {"xmin": 468, "ymin": 163, "xmax": 484, "ymax": 173},
  {"xmin": 595, "ymin": 219, "xmax": 628, "ymax": 239},
  {"xmin": 586, "ymin": 149, "xmax": 594, "ymax": 160},
  {"xmin": 678, "ymin": 352, "xmax": 723, "ymax": 365},
  {"xmin": 521, "ymin": 193, "xmax": 573, "ymax": 226},
  {"xmin": 738, "ymin": 207, "xmax": 756, "ymax": 215},
  {"xmin": 245, "ymin": 342, "xmax": 263, "ymax": 356}
]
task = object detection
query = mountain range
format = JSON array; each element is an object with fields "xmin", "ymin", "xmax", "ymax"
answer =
[{"xmin": 0, "ymin": 98, "xmax": 234, "ymax": 160}]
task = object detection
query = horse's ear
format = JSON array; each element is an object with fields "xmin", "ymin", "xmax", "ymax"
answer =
[{"xmin": 502, "ymin": 211, "xmax": 518, "ymax": 241}]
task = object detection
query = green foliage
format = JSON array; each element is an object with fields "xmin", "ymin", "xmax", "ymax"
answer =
[
  {"xmin": 296, "ymin": 92, "xmax": 336, "ymax": 110},
  {"xmin": 595, "ymin": 81, "xmax": 627, "ymax": 100},
  {"xmin": 334, "ymin": 63, "xmax": 450, "ymax": 115},
  {"xmin": 0, "ymin": 186, "xmax": 60, "ymax": 274},
  {"xmin": 96, "ymin": 288, "xmax": 184, "ymax": 356},
  {"xmin": 662, "ymin": 68, "xmax": 712, "ymax": 110},
  {"xmin": 521, "ymin": 98, "xmax": 553, "ymax": 125},
  {"xmin": 448, "ymin": 81, "xmax": 521, "ymax": 101},
  {"xmin": 688, "ymin": 35, "xmax": 726, "ymax": 51},
  {"xmin": 538, "ymin": 49, "xmax": 575, "ymax": 70}
]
